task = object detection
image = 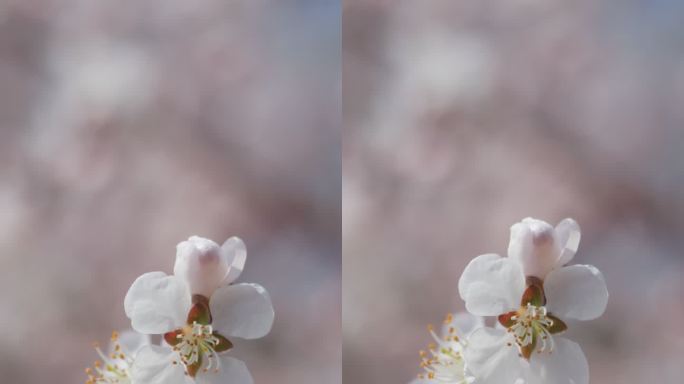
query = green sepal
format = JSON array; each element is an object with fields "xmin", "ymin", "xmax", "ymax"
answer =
[
  {"xmin": 163, "ymin": 329, "xmax": 184, "ymax": 346},
  {"xmin": 498, "ymin": 311, "xmax": 517, "ymax": 328},
  {"xmin": 520, "ymin": 332, "xmax": 537, "ymax": 360},
  {"xmin": 187, "ymin": 296, "xmax": 212, "ymax": 325},
  {"xmin": 213, "ymin": 332, "xmax": 233, "ymax": 353},
  {"xmin": 547, "ymin": 314, "xmax": 568, "ymax": 334},
  {"xmin": 186, "ymin": 354, "xmax": 203, "ymax": 378},
  {"xmin": 521, "ymin": 283, "xmax": 545, "ymax": 307}
]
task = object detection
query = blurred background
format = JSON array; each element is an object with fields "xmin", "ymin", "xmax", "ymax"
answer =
[
  {"xmin": 0, "ymin": 1, "xmax": 340, "ymax": 383},
  {"xmin": 343, "ymin": 1, "xmax": 684, "ymax": 383}
]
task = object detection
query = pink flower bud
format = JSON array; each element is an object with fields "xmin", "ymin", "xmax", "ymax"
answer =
[
  {"xmin": 174, "ymin": 236, "xmax": 231, "ymax": 297},
  {"xmin": 507, "ymin": 218, "xmax": 561, "ymax": 279}
]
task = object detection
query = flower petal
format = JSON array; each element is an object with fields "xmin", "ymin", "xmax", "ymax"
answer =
[
  {"xmin": 464, "ymin": 327, "xmax": 525, "ymax": 384},
  {"xmin": 114, "ymin": 330, "xmax": 150, "ymax": 356},
  {"xmin": 408, "ymin": 379, "xmax": 428, "ymax": 384},
  {"xmin": 444, "ymin": 312, "xmax": 484, "ymax": 340},
  {"xmin": 409, "ymin": 379, "xmax": 439, "ymax": 384},
  {"xmin": 526, "ymin": 337, "xmax": 589, "ymax": 384},
  {"xmin": 124, "ymin": 272, "xmax": 191, "ymax": 334},
  {"xmin": 210, "ymin": 283, "xmax": 274, "ymax": 339},
  {"xmin": 554, "ymin": 218, "xmax": 581, "ymax": 267},
  {"xmin": 195, "ymin": 356, "xmax": 253, "ymax": 384},
  {"xmin": 458, "ymin": 254, "xmax": 525, "ymax": 316},
  {"xmin": 221, "ymin": 237, "xmax": 247, "ymax": 285},
  {"xmin": 545, "ymin": 265, "xmax": 608, "ymax": 321},
  {"xmin": 174, "ymin": 236, "xmax": 231, "ymax": 297},
  {"xmin": 130, "ymin": 345, "xmax": 187, "ymax": 384},
  {"xmin": 508, "ymin": 218, "xmax": 559, "ymax": 279},
  {"xmin": 508, "ymin": 221, "xmax": 534, "ymax": 262}
]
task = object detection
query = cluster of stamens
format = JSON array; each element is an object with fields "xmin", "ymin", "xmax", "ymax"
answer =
[
  {"xmin": 164, "ymin": 295, "xmax": 233, "ymax": 377},
  {"xmin": 507, "ymin": 303, "xmax": 555, "ymax": 353},
  {"xmin": 85, "ymin": 332, "xmax": 131, "ymax": 384},
  {"xmin": 172, "ymin": 322, "xmax": 222, "ymax": 373},
  {"xmin": 499, "ymin": 279, "xmax": 567, "ymax": 359},
  {"xmin": 417, "ymin": 313, "xmax": 471, "ymax": 384}
]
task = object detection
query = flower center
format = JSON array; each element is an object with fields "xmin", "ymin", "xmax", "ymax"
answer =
[
  {"xmin": 164, "ymin": 297, "xmax": 234, "ymax": 377},
  {"xmin": 509, "ymin": 304, "xmax": 554, "ymax": 352},
  {"xmin": 172, "ymin": 322, "xmax": 221, "ymax": 371},
  {"xmin": 498, "ymin": 282, "xmax": 567, "ymax": 359},
  {"xmin": 417, "ymin": 314, "xmax": 472, "ymax": 384},
  {"xmin": 85, "ymin": 332, "xmax": 132, "ymax": 384}
]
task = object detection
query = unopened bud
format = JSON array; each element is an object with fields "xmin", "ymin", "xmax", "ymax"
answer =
[
  {"xmin": 508, "ymin": 218, "xmax": 561, "ymax": 279},
  {"xmin": 174, "ymin": 236, "xmax": 231, "ymax": 297}
]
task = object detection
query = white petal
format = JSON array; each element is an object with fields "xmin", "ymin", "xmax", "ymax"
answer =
[
  {"xmin": 221, "ymin": 237, "xmax": 247, "ymax": 285},
  {"xmin": 195, "ymin": 356, "xmax": 253, "ymax": 384},
  {"xmin": 175, "ymin": 236, "xmax": 231, "ymax": 297},
  {"xmin": 458, "ymin": 254, "xmax": 525, "ymax": 316},
  {"xmin": 508, "ymin": 218, "xmax": 559, "ymax": 279},
  {"xmin": 464, "ymin": 328, "xmax": 525, "ymax": 384},
  {"xmin": 409, "ymin": 379, "xmax": 436, "ymax": 384},
  {"xmin": 526, "ymin": 337, "xmax": 589, "ymax": 384},
  {"xmin": 508, "ymin": 221, "xmax": 534, "ymax": 262},
  {"xmin": 130, "ymin": 345, "xmax": 187, "ymax": 384},
  {"xmin": 210, "ymin": 283, "xmax": 274, "ymax": 339},
  {"xmin": 444, "ymin": 312, "xmax": 484, "ymax": 340},
  {"xmin": 124, "ymin": 272, "xmax": 191, "ymax": 334},
  {"xmin": 554, "ymin": 218, "xmax": 581, "ymax": 267},
  {"xmin": 113, "ymin": 330, "xmax": 150, "ymax": 356},
  {"xmin": 545, "ymin": 265, "xmax": 608, "ymax": 321}
]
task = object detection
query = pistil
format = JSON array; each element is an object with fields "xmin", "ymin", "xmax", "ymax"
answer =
[
  {"xmin": 163, "ymin": 295, "xmax": 234, "ymax": 377},
  {"xmin": 498, "ymin": 282, "xmax": 567, "ymax": 359},
  {"xmin": 172, "ymin": 322, "xmax": 222, "ymax": 374}
]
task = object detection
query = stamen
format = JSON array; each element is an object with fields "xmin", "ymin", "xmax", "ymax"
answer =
[
  {"xmin": 84, "ymin": 333, "xmax": 132, "ymax": 383},
  {"xmin": 416, "ymin": 315, "xmax": 472, "ymax": 384},
  {"xmin": 171, "ymin": 322, "xmax": 223, "ymax": 376},
  {"xmin": 506, "ymin": 303, "xmax": 558, "ymax": 356}
]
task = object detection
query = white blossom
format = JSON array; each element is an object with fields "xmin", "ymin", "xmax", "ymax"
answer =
[
  {"xmin": 85, "ymin": 330, "xmax": 150, "ymax": 384},
  {"xmin": 124, "ymin": 236, "xmax": 274, "ymax": 384},
  {"xmin": 458, "ymin": 218, "xmax": 608, "ymax": 384},
  {"xmin": 412, "ymin": 313, "xmax": 482, "ymax": 384}
]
